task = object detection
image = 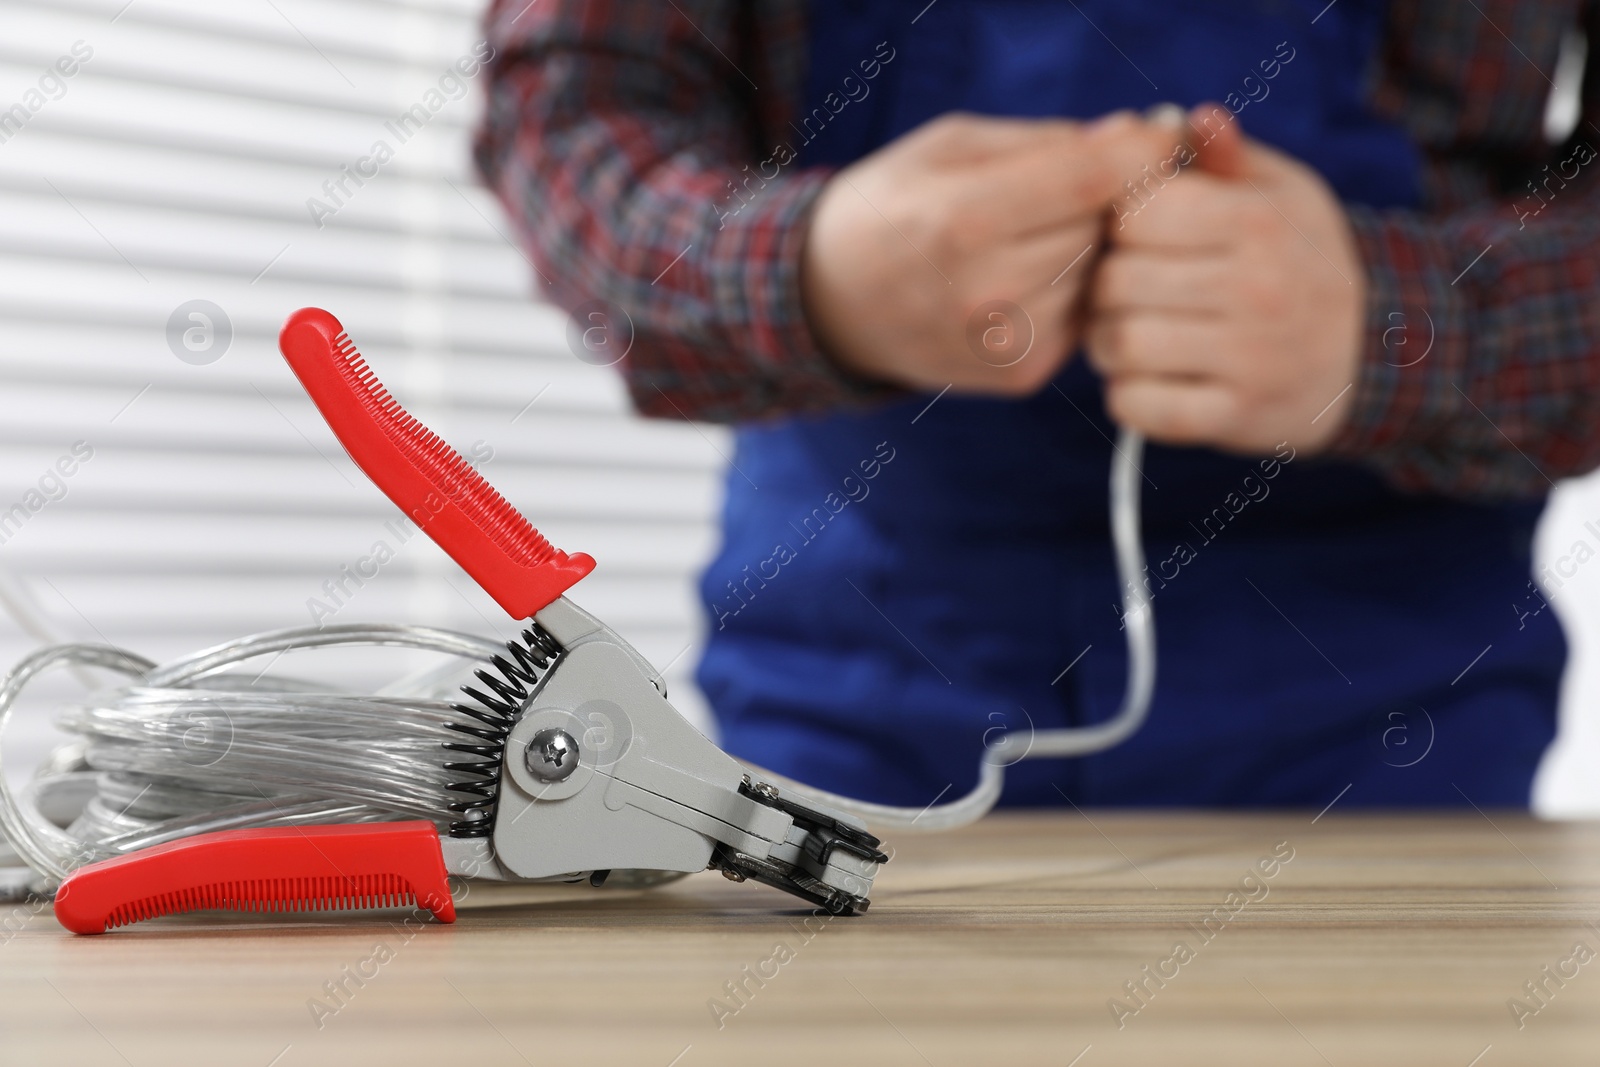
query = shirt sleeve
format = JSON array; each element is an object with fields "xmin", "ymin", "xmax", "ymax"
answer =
[
  {"xmin": 1324, "ymin": 7, "xmax": 1600, "ymax": 500},
  {"xmin": 472, "ymin": 0, "xmax": 899, "ymax": 423}
]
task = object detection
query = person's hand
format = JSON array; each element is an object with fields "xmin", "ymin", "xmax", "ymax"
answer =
[
  {"xmin": 1086, "ymin": 104, "xmax": 1366, "ymax": 454},
  {"xmin": 801, "ymin": 111, "xmax": 1180, "ymax": 396}
]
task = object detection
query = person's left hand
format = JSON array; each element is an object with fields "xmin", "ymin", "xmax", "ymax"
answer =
[{"xmin": 1085, "ymin": 104, "xmax": 1366, "ymax": 455}]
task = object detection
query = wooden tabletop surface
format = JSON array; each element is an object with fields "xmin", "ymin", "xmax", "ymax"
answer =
[{"xmin": 3, "ymin": 811, "xmax": 1599, "ymax": 1067}]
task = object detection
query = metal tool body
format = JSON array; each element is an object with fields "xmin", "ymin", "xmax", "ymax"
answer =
[{"xmin": 442, "ymin": 596, "xmax": 884, "ymax": 914}]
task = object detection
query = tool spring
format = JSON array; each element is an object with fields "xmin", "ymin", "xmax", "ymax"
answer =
[{"xmin": 442, "ymin": 623, "xmax": 564, "ymax": 837}]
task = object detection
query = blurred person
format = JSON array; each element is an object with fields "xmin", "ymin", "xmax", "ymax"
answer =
[{"xmin": 474, "ymin": 0, "xmax": 1600, "ymax": 809}]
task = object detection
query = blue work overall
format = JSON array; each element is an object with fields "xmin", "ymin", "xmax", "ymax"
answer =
[{"xmin": 696, "ymin": 0, "xmax": 1564, "ymax": 807}]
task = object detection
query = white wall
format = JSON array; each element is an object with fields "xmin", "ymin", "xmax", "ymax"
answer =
[
  {"xmin": 1531, "ymin": 476, "xmax": 1600, "ymax": 814},
  {"xmin": 0, "ymin": 0, "xmax": 1594, "ymax": 812}
]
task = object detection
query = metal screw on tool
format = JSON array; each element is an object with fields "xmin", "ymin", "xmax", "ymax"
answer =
[
  {"xmin": 526, "ymin": 728, "xmax": 580, "ymax": 782},
  {"xmin": 749, "ymin": 781, "xmax": 779, "ymax": 801}
]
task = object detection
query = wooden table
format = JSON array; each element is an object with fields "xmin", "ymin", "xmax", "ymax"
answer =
[{"xmin": 3, "ymin": 812, "xmax": 1598, "ymax": 1066}]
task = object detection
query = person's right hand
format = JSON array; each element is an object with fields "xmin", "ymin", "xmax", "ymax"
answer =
[{"xmin": 800, "ymin": 111, "xmax": 1179, "ymax": 396}]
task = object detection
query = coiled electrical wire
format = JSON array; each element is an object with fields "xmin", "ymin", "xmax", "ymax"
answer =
[{"xmin": 0, "ymin": 624, "xmax": 523, "ymax": 887}]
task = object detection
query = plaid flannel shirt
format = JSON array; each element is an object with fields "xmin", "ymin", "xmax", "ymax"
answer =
[{"xmin": 473, "ymin": 0, "xmax": 1600, "ymax": 500}]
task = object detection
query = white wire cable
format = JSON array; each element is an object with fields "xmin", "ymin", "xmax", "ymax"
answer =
[
  {"xmin": 0, "ymin": 644, "xmax": 154, "ymax": 881},
  {"xmin": 779, "ymin": 105, "xmax": 1186, "ymax": 830},
  {"xmin": 753, "ymin": 428, "xmax": 1154, "ymax": 830},
  {"xmin": 0, "ymin": 626, "xmax": 505, "ymax": 886},
  {"xmin": 0, "ymin": 565, "xmax": 101, "ymax": 690}
]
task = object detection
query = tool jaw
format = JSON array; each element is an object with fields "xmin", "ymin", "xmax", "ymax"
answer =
[{"xmin": 487, "ymin": 598, "xmax": 887, "ymax": 914}]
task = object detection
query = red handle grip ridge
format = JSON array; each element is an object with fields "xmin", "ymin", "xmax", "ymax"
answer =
[
  {"xmin": 54, "ymin": 821, "xmax": 456, "ymax": 934},
  {"xmin": 279, "ymin": 307, "xmax": 594, "ymax": 619}
]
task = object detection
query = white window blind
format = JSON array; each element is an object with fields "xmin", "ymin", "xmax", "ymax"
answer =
[{"xmin": 0, "ymin": 0, "xmax": 724, "ymax": 777}]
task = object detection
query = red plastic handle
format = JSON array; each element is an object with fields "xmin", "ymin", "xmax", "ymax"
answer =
[
  {"xmin": 54, "ymin": 821, "xmax": 456, "ymax": 934},
  {"xmin": 278, "ymin": 307, "xmax": 595, "ymax": 619}
]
